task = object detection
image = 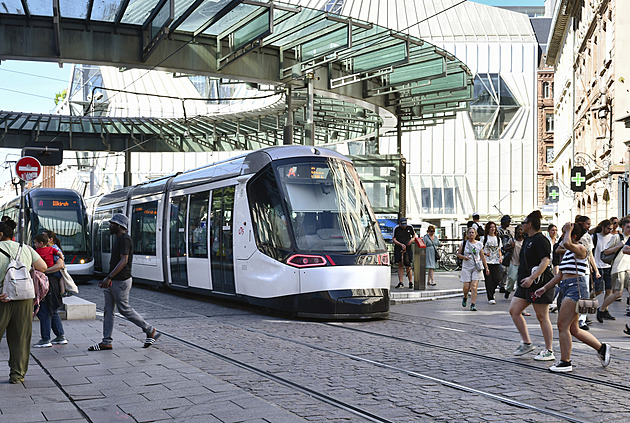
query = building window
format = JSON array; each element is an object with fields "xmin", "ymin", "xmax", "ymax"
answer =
[
  {"xmin": 545, "ymin": 113, "xmax": 554, "ymax": 133},
  {"xmin": 469, "ymin": 74, "xmax": 522, "ymax": 140},
  {"xmin": 542, "ymin": 82, "xmax": 551, "ymax": 98},
  {"xmin": 546, "ymin": 147, "xmax": 554, "ymax": 163}
]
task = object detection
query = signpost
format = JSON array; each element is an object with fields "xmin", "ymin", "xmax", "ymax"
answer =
[
  {"xmin": 570, "ymin": 166, "xmax": 587, "ymax": 192},
  {"xmin": 15, "ymin": 156, "xmax": 42, "ymax": 243},
  {"xmin": 548, "ymin": 185, "xmax": 560, "ymax": 203}
]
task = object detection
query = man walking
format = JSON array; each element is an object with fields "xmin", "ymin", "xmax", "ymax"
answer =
[
  {"xmin": 88, "ymin": 213, "xmax": 160, "ymax": 351},
  {"xmin": 498, "ymin": 215, "xmax": 513, "ymax": 294}
]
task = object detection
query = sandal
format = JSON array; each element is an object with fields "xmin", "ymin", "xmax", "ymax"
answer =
[
  {"xmin": 521, "ymin": 311, "xmax": 531, "ymax": 316},
  {"xmin": 88, "ymin": 343, "xmax": 112, "ymax": 351},
  {"xmin": 624, "ymin": 324, "xmax": 630, "ymax": 336},
  {"xmin": 143, "ymin": 328, "xmax": 161, "ymax": 348}
]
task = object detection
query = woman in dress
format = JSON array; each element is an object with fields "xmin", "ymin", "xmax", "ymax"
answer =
[
  {"xmin": 535, "ymin": 221, "xmax": 611, "ymax": 372},
  {"xmin": 423, "ymin": 225, "xmax": 441, "ymax": 286},
  {"xmin": 481, "ymin": 221, "xmax": 502, "ymax": 304},
  {"xmin": 457, "ymin": 227, "xmax": 489, "ymax": 311},
  {"xmin": 0, "ymin": 219, "xmax": 47, "ymax": 383},
  {"xmin": 508, "ymin": 210, "xmax": 555, "ymax": 361}
]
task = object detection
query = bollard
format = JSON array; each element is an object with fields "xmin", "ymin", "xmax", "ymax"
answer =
[{"xmin": 413, "ymin": 237, "xmax": 427, "ymax": 290}]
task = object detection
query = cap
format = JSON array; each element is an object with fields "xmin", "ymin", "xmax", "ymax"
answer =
[
  {"xmin": 399, "ymin": 218, "xmax": 407, "ymax": 225},
  {"xmin": 501, "ymin": 215, "xmax": 511, "ymax": 223},
  {"xmin": 109, "ymin": 213, "xmax": 129, "ymax": 230},
  {"xmin": 472, "ymin": 213, "xmax": 480, "ymax": 218}
]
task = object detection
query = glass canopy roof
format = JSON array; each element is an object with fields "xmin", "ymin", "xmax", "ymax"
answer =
[{"xmin": 0, "ymin": 0, "xmax": 473, "ymax": 151}]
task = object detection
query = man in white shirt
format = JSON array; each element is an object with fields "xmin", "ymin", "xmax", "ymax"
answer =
[
  {"xmin": 598, "ymin": 218, "xmax": 630, "ymax": 322},
  {"xmin": 592, "ymin": 220, "xmax": 614, "ymax": 316}
]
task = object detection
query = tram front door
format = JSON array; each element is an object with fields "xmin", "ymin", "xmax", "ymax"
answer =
[{"xmin": 210, "ymin": 186, "xmax": 235, "ymax": 294}]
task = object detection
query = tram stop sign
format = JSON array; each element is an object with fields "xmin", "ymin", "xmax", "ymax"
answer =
[
  {"xmin": 570, "ymin": 166, "xmax": 587, "ymax": 192},
  {"xmin": 15, "ymin": 156, "xmax": 42, "ymax": 182},
  {"xmin": 548, "ymin": 185, "xmax": 560, "ymax": 203}
]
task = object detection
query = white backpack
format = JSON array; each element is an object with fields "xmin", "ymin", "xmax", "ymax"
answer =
[{"xmin": 0, "ymin": 244, "xmax": 35, "ymax": 301}]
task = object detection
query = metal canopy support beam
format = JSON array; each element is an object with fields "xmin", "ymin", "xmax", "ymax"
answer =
[
  {"xmin": 305, "ymin": 73, "xmax": 314, "ymax": 146},
  {"xmin": 124, "ymin": 138, "xmax": 131, "ymax": 186},
  {"xmin": 52, "ymin": 0, "xmax": 61, "ymax": 56},
  {"xmin": 19, "ymin": 0, "xmax": 29, "ymax": 18},
  {"xmin": 114, "ymin": 0, "xmax": 130, "ymax": 26},
  {"xmin": 284, "ymin": 87, "xmax": 293, "ymax": 145}
]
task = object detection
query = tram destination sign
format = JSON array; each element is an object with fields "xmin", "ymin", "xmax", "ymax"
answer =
[{"xmin": 15, "ymin": 156, "xmax": 42, "ymax": 182}]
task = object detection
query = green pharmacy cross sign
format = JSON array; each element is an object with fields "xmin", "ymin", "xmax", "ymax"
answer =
[
  {"xmin": 548, "ymin": 185, "xmax": 560, "ymax": 203},
  {"xmin": 570, "ymin": 166, "xmax": 587, "ymax": 192}
]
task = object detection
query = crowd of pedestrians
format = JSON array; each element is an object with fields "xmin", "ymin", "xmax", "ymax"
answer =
[{"xmin": 0, "ymin": 214, "xmax": 159, "ymax": 385}]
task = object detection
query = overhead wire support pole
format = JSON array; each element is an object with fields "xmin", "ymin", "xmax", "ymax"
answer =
[{"xmin": 305, "ymin": 73, "xmax": 315, "ymax": 146}]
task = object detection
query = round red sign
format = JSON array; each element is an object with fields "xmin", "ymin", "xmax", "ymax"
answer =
[{"xmin": 15, "ymin": 156, "xmax": 42, "ymax": 182}]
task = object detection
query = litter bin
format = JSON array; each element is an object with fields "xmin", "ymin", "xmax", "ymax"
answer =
[{"xmin": 413, "ymin": 237, "xmax": 426, "ymax": 290}]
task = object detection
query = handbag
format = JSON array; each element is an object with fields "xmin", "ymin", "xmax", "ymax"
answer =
[
  {"xmin": 574, "ymin": 260, "xmax": 598, "ymax": 314},
  {"xmin": 60, "ymin": 267, "xmax": 79, "ymax": 294},
  {"xmin": 0, "ymin": 245, "xmax": 35, "ymax": 301},
  {"xmin": 600, "ymin": 233, "xmax": 623, "ymax": 265},
  {"xmin": 521, "ymin": 234, "xmax": 554, "ymax": 303}
]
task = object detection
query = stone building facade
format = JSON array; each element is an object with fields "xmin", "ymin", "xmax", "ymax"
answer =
[
  {"xmin": 547, "ymin": 0, "xmax": 630, "ymax": 224},
  {"xmin": 537, "ymin": 63, "xmax": 555, "ymax": 206}
]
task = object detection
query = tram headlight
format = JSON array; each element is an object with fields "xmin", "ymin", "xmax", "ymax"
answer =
[
  {"xmin": 287, "ymin": 254, "xmax": 327, "ymax": 268},
  {"xmin": 79, "ymin": 259, "xmax": 85, "ymax": 264}
]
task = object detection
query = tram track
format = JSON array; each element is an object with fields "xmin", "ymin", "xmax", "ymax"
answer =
[{"xmin": 98, "ymin": 293, "xmax": 616, "ymax": 422}]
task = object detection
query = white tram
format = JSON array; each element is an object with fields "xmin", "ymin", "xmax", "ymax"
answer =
[{"xmin": 92, "ymin": 146, "xmax": 390, "ymax": 319}]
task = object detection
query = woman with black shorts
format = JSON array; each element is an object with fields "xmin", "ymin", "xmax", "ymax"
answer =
[{"xmin": 508, "ymin": 210, "xmax": 555, "ymax": 361}]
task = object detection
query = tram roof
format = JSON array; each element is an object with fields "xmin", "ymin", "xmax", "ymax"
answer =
[{"xmin": 0, "ymin": 0, "xmax": 472, "ymax": 152}]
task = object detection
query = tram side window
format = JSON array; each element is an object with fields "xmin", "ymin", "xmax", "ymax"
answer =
[
  {"xmin": 131, "ymin": 201, "xmax": 158, "ymax": 256},
  {"xmin": 247, "ymin": 166, "xmax": 292, "ymax": 259},
  {"xmin": 189, "ymin": 192, "xmax": 209, "ymax": 258}
]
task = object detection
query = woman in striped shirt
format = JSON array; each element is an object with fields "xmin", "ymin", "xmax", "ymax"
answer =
[{"xmin": 535, "ymin": 221, "xmax": 611, "ymax": 373}]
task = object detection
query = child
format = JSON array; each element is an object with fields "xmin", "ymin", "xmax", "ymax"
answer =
[{"xmin": 33, "ymin": 234, "xmax": 66, "ymax": 296}]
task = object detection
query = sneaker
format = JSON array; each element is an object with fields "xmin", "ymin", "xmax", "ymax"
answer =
[
  {"xmin": 51, "ymin": 335, "xmax": 67, "ymax": 345},
  {"xmin": 395, "ymin": 282, "xmax": 404, "ymax": 289},
  {"xmin": 33, "ymin": 339, "xmax": 52, "ymax": 348},
  {"xmin": 549, "ymin": 305, "xmax": 557, "ymax": 313},
  {"xmin": 596, "ymin": 308, "xmax": 604, "ymax": 323},
  {"xmin": 579, "ymin": 323, "xmax": 590, "ymax": 331},
  {"xmin": 462, "ymin": 297, "xmax": 467, "ymax": 308},
  {"xmin": 549, "ymin": 360, "xmax": 573, "ymax": 373},
  {"xmin": 470, "ymin": 304, "xmax": 477, "ymax": 311},
  {"xmin": 488, "ymin": 299, "xmax": 496, "ymax": 305},
  {"xmin": 504, "ymin": 291, "xmax": 510, "ymax": 299},
  {"xmin": 534, "ymin": 349, "xmax": 556, "ymax": 361},
  {"xmin": 603, "ymin": 310, "xmax": 616, "ymax": 320},
  {"xmin": 513, "ymin": 342, "xmax": 536, "ymax": 356},
  {"xmin": 143, "ymin": 328, "xmax": 161, "ymax": 348},
  {"xmin": 408, "ymin": 283, "xmax": 413, "ymax": 289},
  {"xmin": 597, "ymin": 343, "xmax": 611, "ymax": 367},
  {"xmin": 88, "ymin": 343, "xmax": 113, "ymax": 351}
]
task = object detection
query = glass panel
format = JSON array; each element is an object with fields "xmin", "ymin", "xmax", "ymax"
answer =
[
  {"xmin": 301, "ymin": 26, "xmax": 348, "ymax": 61},
  {"xmin": 131, "ymin": 201, "xmax": 158, "ymax": 256},
  {"xmin": 323, "ymin": 0, "xmax": 344, "ymax": 14},
  {"xmin": 276, "ymin": 158, "xmax": 384, "ymax": 254},
  {"xmin": 201, "ymin": 3, "xmax": 259, "ymax": 36},
  {"xmin": 188, "ymin": 191, "xmax": 209, "ymax": 258},
  {"xmin": 91, "ymin": 0, "xmax": 125, "ymax": 21},
  {"xmin": 150, "ymin": 0, "xmax": 172, "ymax": 39},
  {"xmin": 178, "ymin": 0, "xmax": 233, "ymax": 32},
  {"xmin": 389, "ymin": 58, "xmax": 444, "ymax": 85},
  {"xmin": 59, "ymin": 0, "xmax": 89, "ymax": 19},
  {"xmin": 121, "ymin": 0, "xmax": 161, "ymax": 25},
  {"xmin": 169, "ymin": 195, "xmax": 188, "ymax": 285},
  {"xmin": 421, "ymin": 176, "xmax": 431, "ymax": 214},
  {"xmin": 432, "ymin": 176, "xmax": 443, "ymax": 214},
  {"xmin": 443, "ymin": 177, "xmax": 455, "ymax": 214},
  {"xmin": 26, "ymin": 0, "xmax": 53, "ymax": 16},
  {"xmin": 173, "ymin": 0, "xmax": 197, "ymax": 22},
  {"xmin": 469, "ymin": 74, "xmax": 521, "ymax": 140},
  {"xmin": 232, "ymin": 9, "xmax": 269, "ymax": 51},
  {"xmin": 410, "ymin": 72, "xmax": 467, "ymax": 95},
  {"xmin": 352, "ymin": 42, "xmax": 407, "ymax": 73},
  {"xmin": 0, "ymin": 0, "xmax": 25, "ymax": 14},
  {"xmin": 454, "ymin": 176, "xmax": 466, "ymax": 215}
]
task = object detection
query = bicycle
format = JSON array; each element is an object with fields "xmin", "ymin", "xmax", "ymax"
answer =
[{"xmin": 436, "ymin": 245, "xmax": 460, "ymax": 271}]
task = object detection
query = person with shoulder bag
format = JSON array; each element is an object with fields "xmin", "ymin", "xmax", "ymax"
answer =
[
  {"xmin": 457, "ymin": 227, "xmax": 489, "ymax": 311},
  {"xmin": 534, "ymin": 221, "xmax": 611, "ymax": 372},
  {"xmin": 423, "ymin": 225, "xmax": 441, "ymax": 286},
  {"xmin": 508, "ymin": 210, "xmax": 555, "ymax": 361},
  {"xmin": 0, "ymin": 219, "xmax": 47, "ymax": 384},
  {"xmin": 481, "ymin": 221, "xmax": 503, "ymax": 304},
  {"xmin": 596, "ymin": 217, "xmax": 630, "ymax": 323}
]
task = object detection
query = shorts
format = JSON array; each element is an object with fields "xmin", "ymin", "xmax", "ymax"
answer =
[
  {"xmin": 612, "ymin": 270, "xmax": 630, "ymax": 291},
  {"xmin": 557, "ymin": 276, "xmax": 589, "ymax": 303},
  {"xmin": 460, "ymin": 266, "xmax": 483, "ymax": 282},
  {"xmin": 594, "ymin": 267, "xmax": 612, "ymax": 292},
  {"xmin": 394, "ymin": 247, "xmax": 413, "ymax": 266}
]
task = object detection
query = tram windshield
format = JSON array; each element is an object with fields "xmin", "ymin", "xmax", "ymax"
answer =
[
  {"xmin": 275, "ymin": 158, "xmax": 385, "ymax": 254},
  {"xmin": 29, "ymin": 193, "xmax": 89, "ymax": 254}
]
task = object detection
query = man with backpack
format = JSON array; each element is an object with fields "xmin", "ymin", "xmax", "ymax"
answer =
[{"xmin": 596, "ymin": 217, "xmax": 630, "ymax": 323}]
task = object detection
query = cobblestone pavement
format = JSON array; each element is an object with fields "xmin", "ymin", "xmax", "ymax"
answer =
[{"xmin": 4, "ymin": 276, "xmax": 630, "ymax": 422}]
